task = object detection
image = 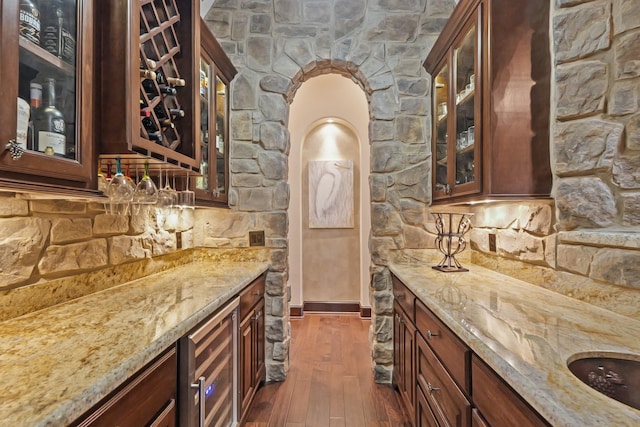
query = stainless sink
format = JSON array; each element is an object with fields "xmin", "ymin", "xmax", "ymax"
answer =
[{"xmin": 568, "ymin": 354, "xmax": 640, "ymax": 410}]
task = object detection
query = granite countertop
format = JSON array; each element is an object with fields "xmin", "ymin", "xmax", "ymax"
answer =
[
  {"xmin": 389, "ymin": 261, "xmax": 640, "ymax": 427},
  {"xmin": 0, "ymin": 260, "xmax": 269, "ymax": 426}
]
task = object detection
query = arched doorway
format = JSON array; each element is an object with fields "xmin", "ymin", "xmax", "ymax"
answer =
[{"xmin": 288, "ymin": 74, "xmax": 371, "ymax": 315}]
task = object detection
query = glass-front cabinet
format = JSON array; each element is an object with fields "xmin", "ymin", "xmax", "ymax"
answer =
[
  {"xmin": 195, "ymin": 20, "xmax": 236, "ymax": 206},
  {"xmin": 431, "ymin": 10, "xmax": 480, "ymax": 202},
  {"xmin": 425, "ymin": 0, "xmax": 552, "ymax": 205},
  {"xmin": 0, "ymin": 0, "xmax": 95, "ymax": 192}
]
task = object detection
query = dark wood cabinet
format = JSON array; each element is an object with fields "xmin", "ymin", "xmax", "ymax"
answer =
[
  {"xmin": 424, "ymin": 0, "xmax": 551, "ymax": 204},
  {"xmin": 416, "ymin": 333, "xmax": 471, "ymax": 427},
  {"xmin": 95, "ymin": 0, "xmax": 200, "ymax": 177},
  {"xmin": 392, "ymin": 275, "xmax": 417, "ymax": 425},
  {"xmin": 391, "ymin": 273, "xmax": 550, "ymax": 427},
  {"xmin": 73, "ymin": 346, "xmax": 177, "ymax": 427},
  {"xmin": 471, "ymin": 355, "xmax": 549, "ymax": 427},
  {"xmin": 195, "ymin": 20, "xmax": 236, "ymax": 207},
  {"xmin": 0, "ymin": 0, "xmax": 97, "ymax": 194},
  {"xmin": 239, "ymin": 273, "xmax": 266, "ymax": 423}
]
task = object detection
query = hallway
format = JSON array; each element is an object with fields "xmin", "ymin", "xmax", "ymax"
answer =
[{"xmin": 245, "ymin": 314, "xmax": 412, "ymax": 427}]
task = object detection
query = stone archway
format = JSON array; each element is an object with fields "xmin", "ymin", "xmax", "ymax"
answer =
[{"xmin": 204, "ymin": 1, "xmax": 443, "ymax": 382}]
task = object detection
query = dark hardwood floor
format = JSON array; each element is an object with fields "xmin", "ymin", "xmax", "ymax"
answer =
[{"xmin": 244, "ymin": 313, "xmax": 412, "ymax": 427}]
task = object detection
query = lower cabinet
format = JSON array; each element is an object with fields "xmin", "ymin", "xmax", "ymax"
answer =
[
  {"xmin": 73, "ymin": 274, "xmax": 267, "ymax": 427},
  {"xmin": 416, "ymin": 333, "xmax": 471, "ymax": 427},
  {"xmin": 391, "ymin": 274, "xmax": 549, "ymax": 427},
  {"xmin": 239, "ymin": 273, "xmax": 266, "ymax": 424},
  {"xmin": 471, "ymin": 355, "xmax": 550, "ymax": 427},
  {"xmin": 73, "ymin": 346, "xmax": 177, "ymax": 427}
]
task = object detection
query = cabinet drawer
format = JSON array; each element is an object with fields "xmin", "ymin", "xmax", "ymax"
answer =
[
  {"xmin": 416, "ymin": 299, "xmax": 470, "ymax": 394},
  {"xmin": 240, "ymin": 273, "xmax": 266, "ymax": 319},
  {"xmin": 74, "ymin": 346, "xmax": 177, "ymax": 427},
  {"xmin": 417, "ymin": 333, "xmax": 471, "ymax": 427},
  {"xmin": 392, "ymin": 274, "xmax": 415, "ymax": 323},
  {"xmin": 471, "ymin": 355, "xmax": 549, "ymax": 427}
]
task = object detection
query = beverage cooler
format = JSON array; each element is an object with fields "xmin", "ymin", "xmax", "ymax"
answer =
[{"xmin": 179, "ymin": 297, "xmax": 239, "ymax": 427}]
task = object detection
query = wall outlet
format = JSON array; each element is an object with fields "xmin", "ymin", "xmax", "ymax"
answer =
[
  {"xmin": 249, "ymin": 230, "xmax": 265, "ymax": 246},
  {"xmin": 488, "ymin": 233, "xmax": 496, "ymax": 252}
]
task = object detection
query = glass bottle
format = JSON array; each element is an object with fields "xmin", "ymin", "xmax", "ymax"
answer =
[
  {"xmin": 19, "ymin": 0, "xmax": 41, "ymax": 45},
  {"xmin": 34, "ymin": 78, "xmax": 66, "ymax": 156},
  {"xmin": 40, "ymin": 0, "xmax": 75, "ymax": 62}
]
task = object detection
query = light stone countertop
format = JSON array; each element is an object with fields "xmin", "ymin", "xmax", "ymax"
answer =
[
  {"xmin": 389, "ymin": 261, "xmax": 640, "ymax": 427},
  {"xmin": 0, "ymin": 260, "xmax": 269, "ymax": 426}
]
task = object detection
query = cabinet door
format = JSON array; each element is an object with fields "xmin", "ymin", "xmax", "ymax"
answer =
[
  {"xmin": 394, "ymin": 303, "xmax": 416, "ymax": 424},
  {"xmin": 253, "ymin": 297, "xmax": 266, "ymax": 387},
  {"xmin": 430, "ymin": 4, "xmax": 481, "ymax": 203},
  {"xmin": 0, "ymin": 0, "xmax": 95, "ymax": 191},
  {"xmin": 195, "ymin": 28, "xmax": 233, "ymax": 206},
  {"xmin": 239, "ymin": 309, "xmax": 255, "ymax": 419},
  {"xmin": 471, "ymin": 355, "xmax": 549, "ymax": 427}
]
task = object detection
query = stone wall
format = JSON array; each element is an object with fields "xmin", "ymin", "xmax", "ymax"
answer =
[
  {"xmin": 468, "ymin": 0, "xmax": 640, "ymax": 319},
  {"xmin": 0, "ymin": 193, "xmax": 195, "ymax": 320},
  {"xmin": 204, "ymin": 0, "xmax": 457, "ymax": 382}
]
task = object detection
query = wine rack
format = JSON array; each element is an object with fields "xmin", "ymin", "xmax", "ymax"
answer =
[{"xmin": 97, "ymin": 0, "xmax": 199, "ymax": 176}]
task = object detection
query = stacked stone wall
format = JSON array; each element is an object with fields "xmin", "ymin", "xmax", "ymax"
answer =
[
  {"xmin": 468, "ymin": 0, "xmax": 640, "ymax": 319},
  {"xmin": 204, "ymin": 0, "xmax": 458, "ymax": 382}
]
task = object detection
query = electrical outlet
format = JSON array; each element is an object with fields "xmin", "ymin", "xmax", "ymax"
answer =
[
  {"xmin": 488, "ymin": 233, "xmax": 496, "ymax": 252},
  {"xmin": 249, "ymin": 230, "xmax": 265, "ymax": 246}
]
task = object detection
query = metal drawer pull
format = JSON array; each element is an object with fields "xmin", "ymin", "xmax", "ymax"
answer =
[
  {"xmin": 191, "ymin": 376, "xmax": 206, "ymax": 427},
  {"xmin": 5, "ymin": 140, "xmax": 24, "ymax": 160},
  {"xmin": 427, "ymin": 383, "xmax": 440, "ymax": 393},
  {"xmin": 393, "ymin": 293, "xmax": 404, "ymax": 300},
  {"xmin": 251, "ymin": 291, "xmax": 262, "ymax": 296},
  {"xmin": 426, "ymin": 330, "xmax": 440, "ymax": 339}
]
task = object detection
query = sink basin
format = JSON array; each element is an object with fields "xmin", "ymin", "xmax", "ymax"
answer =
[{"xmin": 568, "ymin": 354, "xmax": 640, "ymax": 410}]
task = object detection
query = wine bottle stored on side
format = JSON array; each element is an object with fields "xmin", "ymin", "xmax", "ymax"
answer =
[
  {"xmin": 140, "ymin": 69, "xmax": 156, "ymax": 80},
  {"xmin": 158, "ymin": 85, "xmax": 177, "ymax": 96},
  {"xmin": 19, "ymin": 0, "xmax": 40, "ymax": 45},
  {"xmin": 147, "ymin": 132, "xmax": 163, "ymax": 143},
  {"xmin": 34, "ymin": 78, "xmax": 66, "ymax": 156}
]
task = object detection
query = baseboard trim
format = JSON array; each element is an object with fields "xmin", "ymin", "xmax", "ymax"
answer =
[{"xmin": 290, "ymin": 303, "xmax": 372, "ymax": 318}]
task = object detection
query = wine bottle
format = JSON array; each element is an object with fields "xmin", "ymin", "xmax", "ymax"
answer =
[
  {"xmin": 34, "ymin": 78, "xmax": 66, "ymax": 156},
  {"xmin": 157, "ymin": 70, "xmax": 185, "ymax": 87},
  {"xmin": 28, "ymin": 82, "xmax": 42, "ymax": 150},
  {"xmin": 19, "ymin": 0, "xmax": 40, "ymax": 45},
  {"xmin": 147, "ymin": 132, "xmax": 163, "ymax": 143},
  {"xmin": 158, "ymin": 85, "xmax": 177, "ymax": 96},
  {"xmin": 140, "ymin": 69, "xmax": 156, "ymax": 80},
  {"xmin": 142, "ymin": 117, "xmax": 158, "ymax": 133},
  {"xmin": 145, "ymin": 58, "xmax": 157, "ymax": 69},
  {"xmin": 140, "ymin": 108, "xmax": 152, "ymax": 117},
  {"xmin": 169, "ymin": 108, "xmax": 185, "ymax": 118}
]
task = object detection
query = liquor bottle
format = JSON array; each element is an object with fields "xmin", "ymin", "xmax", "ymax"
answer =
[
  {"xmin": 40, "ymin": 0, "xmax": 74, "ymax": 61},
  {"xmin": 34, "ymin": 78, "xmax": 66, "ymax": 155},
  {"xmin": 19, "ymin": 0, "xmax": 40, "ymax": 45}
]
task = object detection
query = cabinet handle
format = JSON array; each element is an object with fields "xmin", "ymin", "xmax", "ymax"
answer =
[
  {"xmin": 190, "ymin": 376, "xmax": 206, "ymax": 427},
  {"xmin": 426, "ymin": 330, "xmax": 440, "ymax": 339},
  {"xmin": 253, "ymin": 310, "xmax": 262, "ymax": 321},
  {"xmin": 5, "ymin": 140, "xmax": 25, "ymax": 160},
  {"xmin": 251, "ymin": 291, "xmax": 262, "ymax": 296},
  {"xmin": 427, "ymin": 383, "xmax": 440, "ymax": 393},
  {"xmin": 393, "ymin": 293, "xmax": 404, "ymax": 300},
  {"xmin": 445, "ymin": 184, "xmax": 452, "ymax": 195}
]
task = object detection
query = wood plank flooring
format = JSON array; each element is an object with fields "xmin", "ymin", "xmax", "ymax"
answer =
[{"xmin": 244, "ymin": 313, "xmax": 412, "ymax": 427}]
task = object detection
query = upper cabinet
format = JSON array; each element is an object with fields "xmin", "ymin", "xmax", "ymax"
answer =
[
  {"xmin": 0, "ymin": 0, "xmax": 96, "ymax": 194},
  {"xmin": 424, "ymin": 0, "xmax": 552, "ymax": 205},
  {"xmin": 195, "ymin": 20, "xmax": 236, "ymax": 207},
  {"xmin": 96, "ymin": 0, "xmax": 200, "ymax": 177}
]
